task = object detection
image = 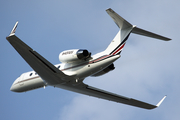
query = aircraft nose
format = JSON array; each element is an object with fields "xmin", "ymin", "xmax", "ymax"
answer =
[
  {"xmin": 10, "ymin": 84, "xmax": 20, "ymax": 92},
  {"xmin": 10, "ymin": 84, "xmax": 16, "ymax": 92},
  {"xmin": 10, "ymin": 77, "xmax": 21, "ymax": 92}
]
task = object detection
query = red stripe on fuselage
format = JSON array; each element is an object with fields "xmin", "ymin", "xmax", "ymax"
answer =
[
  {"xmin": 112, "ymin": 43, "xmax": 125, "ymax": 55},
  {"xmin": 61, "ymin": 55, "xmax": 111, "ymax": 71}
]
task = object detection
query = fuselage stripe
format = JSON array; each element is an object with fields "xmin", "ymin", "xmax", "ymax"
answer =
[
  {"xmin": 61, "ymin": 55, "xmax": 111, "ymax": 71},
  {"xmin": 109, "ymin": 34, "xmax": 130, "ymax": 55},
  {"xmin": 112, "ymin": 43, "xmax": 125, "ymax": 55}
]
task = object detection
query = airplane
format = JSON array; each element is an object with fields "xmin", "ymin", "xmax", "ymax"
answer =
[{"xmin": 7, "ymin": 8, "xmax": 170, "ymax": 110}]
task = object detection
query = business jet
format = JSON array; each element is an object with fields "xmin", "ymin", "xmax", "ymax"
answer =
[{"xmin": 7, "ymin": 8, "xmax": 170, "ymax": 109}]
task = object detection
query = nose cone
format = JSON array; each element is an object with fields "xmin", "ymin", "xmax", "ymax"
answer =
[
  {"xmin": 10, "ymin": 85, "xmax": 14, "ymax": 91},
  {"xmin": 10, "ymin": 77, "xmax": 22, "ymax": 92},
  {"xmin": 10, "ymin": 81, "xmax": 22, "ymax": 92},
  {"xmin": 10, "ymin": 84, "xmax": 18, "ymax": 92}
]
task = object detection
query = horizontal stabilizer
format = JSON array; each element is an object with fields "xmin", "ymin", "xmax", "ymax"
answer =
[{"xmin": 132, "ymin": 27, "xmax": 171, "ymax": 41}]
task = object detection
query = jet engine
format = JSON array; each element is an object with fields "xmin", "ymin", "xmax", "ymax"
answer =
[
  {"xmin": 59, "ymin": 49, "xmax": 91, "ymax": 63},
  {"xmin": 92, "ymin": 63, "xmax": 115, "ymax": 77}
]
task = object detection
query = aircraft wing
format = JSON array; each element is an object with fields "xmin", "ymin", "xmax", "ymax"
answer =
[
  {"xmin": 57, "ymin": 82, "xmax": 166, "ymax": 109},
  {"xmin": 6, "ymin": 22, "xmax": 72, "ymax": 86}
]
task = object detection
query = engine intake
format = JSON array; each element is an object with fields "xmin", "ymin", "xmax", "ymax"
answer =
[{"xmin": 77, "ymin": 49, "xmax": 89, "ymax": 59}]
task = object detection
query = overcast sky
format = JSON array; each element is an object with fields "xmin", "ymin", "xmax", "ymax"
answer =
[{"xmin": 1, "ymin": 0, "xmax": 180, "ymax": 120}]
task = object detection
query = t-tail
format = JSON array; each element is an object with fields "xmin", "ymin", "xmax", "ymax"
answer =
[{"xmin": 104, "ymin": 8, "xmax": 171, "ymax": 55}]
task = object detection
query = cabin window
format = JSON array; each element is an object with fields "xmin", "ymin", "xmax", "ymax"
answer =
[{"xmin": 30, "ymin": 73, "xmax": 33, "ymax": 76}]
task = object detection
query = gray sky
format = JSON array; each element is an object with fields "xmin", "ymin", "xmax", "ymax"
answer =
[{"xmin": 1, "ymin": 0, "xmax": 180, "ymax": 120}]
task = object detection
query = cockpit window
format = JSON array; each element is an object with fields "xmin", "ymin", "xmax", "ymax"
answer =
[{"xmin": 58, "ymin": 66, "xmax": 60, "ymax": 69}]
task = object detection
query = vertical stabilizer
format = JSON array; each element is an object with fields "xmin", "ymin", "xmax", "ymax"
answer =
[{"xmin": 104, "ymin": 8, "xmax": 133, "ymax": 55}]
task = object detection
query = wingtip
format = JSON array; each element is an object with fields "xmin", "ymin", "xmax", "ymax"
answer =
[
  {"xmin": 106, "ymin": 8, "xmax": 111, "ymax": 11},
  {"xmin": 106, "ymin": 8, "xmax": 114, "ymax": 13},
  {"xmin": 9, "ymin": 21, "xmax": 18, "ymax": 36},
  {"xmin": 156, "ymin": 95, "xmax": 167, "ymax": 107},
  {"xmin": 166, "ymin": 38, "xmax": 172, "ymax": 41}
]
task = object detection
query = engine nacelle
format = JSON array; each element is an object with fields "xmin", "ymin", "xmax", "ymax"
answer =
[
  {"xmin": 92, "ymin": 63, "xmax": 115, "ymax": 77},
  {"xmin": 59, "ymin": 49, "xmax": 91, "ymax": 63}
]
